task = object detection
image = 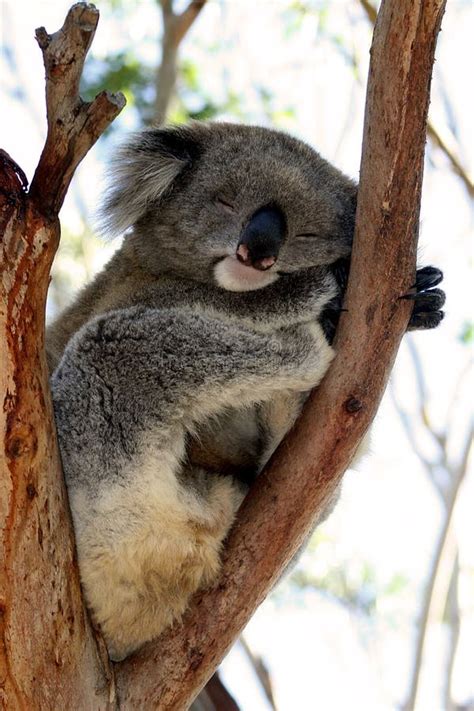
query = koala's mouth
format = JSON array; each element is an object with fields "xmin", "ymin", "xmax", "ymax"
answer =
[
  {"xmin": 213, "ymin": 203, "xmax": 286, "ymax": 292},
  {"xmin": 213, "ymin": 255, "xmax": 279, "ymax": 292},
  {"xmin": 235, "ymin": 243, "xmax": 276, "ymax": 271}
]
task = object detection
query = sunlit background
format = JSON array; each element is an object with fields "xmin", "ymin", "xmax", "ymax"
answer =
[{"xmin": 1, "ymin": 1, "xmax": 472, "ymax": 709}]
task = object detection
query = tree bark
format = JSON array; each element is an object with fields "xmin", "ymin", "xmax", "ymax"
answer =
[
  {"xmin": 114, "ymin": 0, "xmax": 446, "ymax": 708},
  {"xmin": 359, "ymin": 0, "xmax": 474, "ymax": 200},
  {"xmin": 0, "ymin": 4, "xmax": 124, "ymax": 709}
]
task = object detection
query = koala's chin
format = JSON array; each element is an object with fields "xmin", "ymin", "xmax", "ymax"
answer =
[{"xmin": 214, "ymin": 255, "xmax": 280, "ymax": 292}]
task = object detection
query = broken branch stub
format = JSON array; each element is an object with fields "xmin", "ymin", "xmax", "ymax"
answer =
[{"xmin": 29, "ymin": 3, "xmax": 125, "ymax": 215}]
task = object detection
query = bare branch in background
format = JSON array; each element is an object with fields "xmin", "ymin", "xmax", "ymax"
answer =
[
  {"xmin": 203, "ymin": 673, "xmax": 241, "ymax": 711},
  {"xmin": 403, "ymin": 426, "xmax": 471, "ymax": 711},
  {"xmin": 426, "ymin": 123, "xmax": 474, "ymax": 199},
  {"xmin": 443, "ymin": 555, "xmax": 461, "ymax": 711},
  {"xmin": 114, "ymin": 1, "xmax": 446, "ymax": 706},
  {"xmin": 392, "ymin": 339, "xmax": 473, "ymax": 711},
  {"xmin": 240, "ymin": 636, "xmax": 278, "ymax": 711},
  {"xmin": 359, "ymin": 0, "xmax": 474, "ymax": 200},
  {"xmin": 154, "ymin": 0, "xmax": 207, "ymax": 124}
]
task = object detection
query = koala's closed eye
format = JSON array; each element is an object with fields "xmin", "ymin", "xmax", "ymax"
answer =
[{"xmin": 215, "ymin": 195, "xmax": 236, "ymax": 213}]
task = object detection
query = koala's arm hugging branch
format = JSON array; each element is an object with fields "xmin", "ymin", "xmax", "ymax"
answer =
[
  {"xmin": 113, "ymin": 0, "xmax": 446, "ymax": 708},
  {"xmin": 0, "ymin": 4, "xmax": 124, "ymax": 708}
]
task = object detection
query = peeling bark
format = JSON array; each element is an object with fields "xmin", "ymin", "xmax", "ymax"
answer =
[{"xmin": 0, "ymin": 4, "xmax": 124, "ymax": 708}]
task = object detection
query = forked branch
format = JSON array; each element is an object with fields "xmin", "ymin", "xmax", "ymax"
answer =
[
  {"xmin": 154, "ymin": 0, "xmax": 208, "ymax": 124},
  {"xmin": 29, "ymin": 2, "xmax": 125, "ymax": 214},
  {"xmin": 0, "ymin": 4, "xmax": 124, "ymax": 708}
]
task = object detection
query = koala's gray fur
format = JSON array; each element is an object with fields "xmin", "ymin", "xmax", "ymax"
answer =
[{"xmin": 47, "ymin": 122, "xmax": 365, "ymax": 660}]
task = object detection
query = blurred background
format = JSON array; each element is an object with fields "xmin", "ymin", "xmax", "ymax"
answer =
[{"xmin": 1, "ymin": 1, "xmax": 472, "ymax": 709}]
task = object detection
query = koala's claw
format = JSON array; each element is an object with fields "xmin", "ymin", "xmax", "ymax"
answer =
[
  {"xmin": 410, "ymin": 265, "xmax": 443, "ymax": 292},
  {"xmin": 321, "ymin": 262, "xmax": 445, "ymax": 341},
  {"xmin": 402, "ymin": 266, "xmax": 445, "ymax": 331}
]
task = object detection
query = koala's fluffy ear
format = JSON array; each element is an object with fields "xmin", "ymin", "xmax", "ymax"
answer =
[{"xmin": 97, "ymin": 126, "xmax": 199, "ymax": 237}]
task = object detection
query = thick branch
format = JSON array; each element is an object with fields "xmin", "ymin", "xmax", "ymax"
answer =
[
  {"xmin": 29, "ymin": 3, "xmax": 125, "ymax": 214},
  {"xmin": 1, "ymin": 5, "xmax": 124, "ymax": 708},
  {"xmin": 114, "ymin": 1, "xmax": 446, "ymax": 708},
  {"xmin": 359, "ymin": 0, "xmax": 474, "ymax": 200}
]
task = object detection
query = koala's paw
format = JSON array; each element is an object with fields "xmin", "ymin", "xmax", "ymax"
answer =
[{"xmin": 402, "ymin": 266, "xmax": 445, "ymax": 331}]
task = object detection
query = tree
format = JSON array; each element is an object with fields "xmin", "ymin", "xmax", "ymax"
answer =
[{"xmin": 0, "ymin": 1, "xmax": 446, "ymax": 708}]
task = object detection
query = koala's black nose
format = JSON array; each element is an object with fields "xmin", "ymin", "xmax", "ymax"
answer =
[{"xmin": 237, "ymin": 205, "xmax": 286, "ymax": 271}]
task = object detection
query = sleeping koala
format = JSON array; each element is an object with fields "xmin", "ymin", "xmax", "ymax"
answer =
[{"xmin": 48, "ymin": 122, "xmax": 444, "ymax": 660}]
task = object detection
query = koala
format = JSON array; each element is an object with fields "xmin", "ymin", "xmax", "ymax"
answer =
[{"xmin": 47, "ymin": 122, "xmax": 445, "ymax": 661}]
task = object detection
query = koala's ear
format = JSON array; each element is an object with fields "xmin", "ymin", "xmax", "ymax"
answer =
[{"xmin": 97, "ymin": 126, "xmax": 200, "ymax": 237}]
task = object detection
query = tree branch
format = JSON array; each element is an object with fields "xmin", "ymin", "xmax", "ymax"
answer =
[
  {"xmin": 240, "ymin": 636, "xmax": 277, "ymax": 711},
  {"xmin": 154, "ymin": 0, "xmax": 207, "ymax": 124},
  {"xmin": 0, "ymin": 5, "xmax": 124, "ymax": 708},
  {"xmin": 29, "ymin": 3, "xmax": 125, "ymax": 214},
  {"xmin": 359, "ymin": 0, "xmax": 474, "ymax": 200},
  {"xmin": 174, "ymin": 0, "xmax": 207, "ymax": 46},
  {"xmin": 114, "ymin": 1, "xmax": 446, "ymax": 708},
  {"xmin": 403, "ymin": 426, "xmax": 472, "ymax": 711}
]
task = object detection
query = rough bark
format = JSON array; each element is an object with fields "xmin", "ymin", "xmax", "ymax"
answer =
[
  {"xmin": 114, "ymin": 0, "xmax": 446, "ymax": 708},
  {"xmin": 0, "ymin": 4, "xmax": 124, "ymax": 709}
]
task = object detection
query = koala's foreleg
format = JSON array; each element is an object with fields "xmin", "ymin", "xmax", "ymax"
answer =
[{"xmin": 52, "ymin": 306, "xmax": 333, "ymax": 660}]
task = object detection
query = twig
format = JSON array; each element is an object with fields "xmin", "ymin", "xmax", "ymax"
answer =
[
  {"xmin": 407, "ymin": 337, "xmax": 446, "ymax": 450},
  {"xmin": 443, "ymin": 555, "xmax": 460, "ymax": 711},
  {"xmin": 427, "ymin": 123, "xmax": 474, "ymax": 199},
  {"xmin": 358, "ymin": 0, "xmax": 474, "ymax": 200},
  {"xmin": 390, "ymin": 383, "xmax": 442, "ymax": 493},
  {"xmin": 240, "ymin": 636, "xmax": 277, "ymax": 711},
  {"xmin": 113, "ymin": 2, "xmax": 446, "ymax": 707}
]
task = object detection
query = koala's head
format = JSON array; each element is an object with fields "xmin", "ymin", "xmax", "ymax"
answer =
[{"xmin": 99, "ymin": 122, "xmax": 357, "ymax": 292}]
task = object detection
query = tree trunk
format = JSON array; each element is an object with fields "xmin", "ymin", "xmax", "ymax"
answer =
[{"xmin": 0, "ymin": 5, "xmax": 124, "ymax": 708}]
